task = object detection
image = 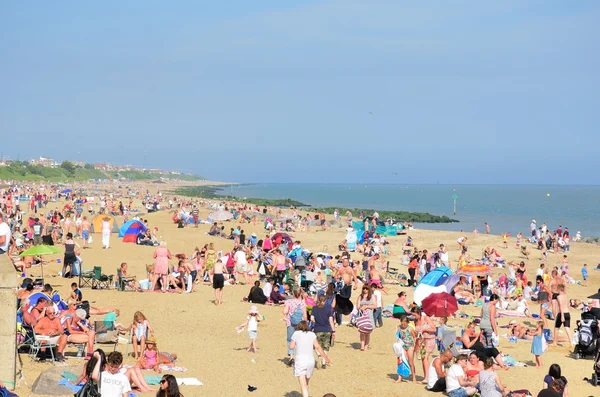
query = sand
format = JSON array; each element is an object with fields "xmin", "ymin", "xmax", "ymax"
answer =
[{"xmin": 12, "ymin": 181, "xmax": 600, "ymax": 397}]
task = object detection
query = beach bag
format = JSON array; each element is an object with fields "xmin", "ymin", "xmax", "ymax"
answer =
[
  {"xmin": 74, "ymin": 376, "xmax": 100, "ymax": 397},
  {"xmin": 290, "ymin": 305, "xmax": 304, "ymax": 326},
  {"xmin": 355, "ymin": 309, "xmax": 374, "ymax": 334},
  {"xmin": 397, "ymin": 360, "xmax": 411, "ymax": 377},
  {"xmin": 393, "ymin": 339, "xmax": 404, "ymax": 357},
  {"xmin": 0, "ymin": 387, "xmax": 18, "ymax": 397}
]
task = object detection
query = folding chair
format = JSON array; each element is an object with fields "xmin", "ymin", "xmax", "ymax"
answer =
[
  {"xmin": 79, "ymin": 264, "xmax": 95, "ymax": 288},
  {"xmin": 30, "ymin": 333, "xmax": 58, "ymax": 363},
  {"xmin": 92, "ymin": 266, "xmax": 113, "ymax": 289},
  {"xmin": 117, "ymin": 269, "xmax": 136, "ymax": 291},
  {"xmin": 94, "ymin": 320, "xmax": 119, "ymax": 352}
]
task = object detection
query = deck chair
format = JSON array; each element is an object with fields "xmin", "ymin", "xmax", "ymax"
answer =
[
  {"xmin": 79, "ymin": 267, "xmax": 95, "ymax": 288},
  {"xmin": 117, "ymin": 269, "xmax": 136, "ymax": 291},
  {"xmin": 94, "ymin": 320, "xmax": 119, "ymax": 352},
  {"xmin": 92, "ymin": 266, "xmax": 113, "ymax": 289},
  {"xmin": 30, "ymin": 333, "xmax": 59, "ymax": 363}
]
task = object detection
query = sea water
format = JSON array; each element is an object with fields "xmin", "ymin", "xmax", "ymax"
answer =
[{"xmin": 216, "ymin": 184, "xmax": 600, "ymax": 237}]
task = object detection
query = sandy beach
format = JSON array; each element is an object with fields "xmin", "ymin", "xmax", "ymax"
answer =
[{"xmin": 10, "ymin": 181, "xmax": 600, "ymax": 397}]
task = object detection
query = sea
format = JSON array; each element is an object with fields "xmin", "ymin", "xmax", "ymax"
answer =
[{"xmin": 215, "ymin": 184, "xmax": 600, "ymax": 237}]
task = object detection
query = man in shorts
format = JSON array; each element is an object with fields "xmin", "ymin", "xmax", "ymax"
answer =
[
  {"xmin": 234, "ymin": 246, "xmax": 250, "ymax": 284},
  {"xmin": 551, "ymin": 284, "xmax": 573, "ymax": 347},
  {"xmin": 211, "ymin": 259, "xmax": 226, "ymax": 305}
]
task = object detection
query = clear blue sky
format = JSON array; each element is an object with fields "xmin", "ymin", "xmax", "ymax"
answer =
[{"xmin": 1, "ymin": 1, "xmax": 599, "ymax": 184}]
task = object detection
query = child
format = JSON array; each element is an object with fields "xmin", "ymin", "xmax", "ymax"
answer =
[
  {"xmin": 129, "ymin": 311, "xmax": 154, "ymax": 360},
  {"xmin": 530, "ymin": 320, "xmax": 545, "ymax": 368},
  {"xmin": 436, "ymin": 316, "xmax": 448, "ymax": 351},
  {"xmin": 582, "ymin": 264, "xmax": 588, "ymax": 284},
  {"xmin": 516, "ymin": 232, "xmax": 522, "ymax": 248},
  {"xmin": 137, "ymin": 336, "xmax": 161, "ymax": 372},
  {"xmin": 236, "ymin": 305, "xmax": 261, "ymax": 353},
  {"xmin": 502, "ymin": 233, "xmax": 508, "ymax": 249},
  {"xmin": 70, "ymin": 282, "xmax": 83, "ymax": 302}
]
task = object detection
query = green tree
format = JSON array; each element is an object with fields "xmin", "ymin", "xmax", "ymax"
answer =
[
  {"xmin": 60, "ymin": 160, "xmax": 76, "ymax": 176},
  {"xmin": 84, "ymin": 163, "xmax": 94, "ymax": 170}
]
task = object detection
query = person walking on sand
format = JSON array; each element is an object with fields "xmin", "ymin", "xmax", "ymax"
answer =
[
  {"xmin": 101, "ymin": 218, "xmax": 111, "ymax": 249},
  {"xmin": 485, "ymin": 222, "xmax": 490, "ymax": 234},
  {"xmin": 236, "ymin": 305, "xmax": 261, "ymax": 353},
  {"xmin": 211, "ymin": 259, "xmax": 226, "ymax": 305},
  {"xmin": 551, "ymin": 284, "xmax": 573, "ymax": 348},
  {"xmin": 289, "ymin": 320, "xmax": 332, "ymax": 397},
  {"xmin": 81, "ymin": 216, "xmax": 90, "ymax": 249}
]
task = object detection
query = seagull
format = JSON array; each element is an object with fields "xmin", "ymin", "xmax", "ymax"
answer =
[{"xmin": 368, "ymin": 111, "xmax": 373, "ymax": 116}]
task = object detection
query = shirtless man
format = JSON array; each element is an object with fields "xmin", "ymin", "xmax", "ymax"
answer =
[
  {"xmin": 34, "ymin": 307, "xmax": 68, "ymax": 361},
  {"xmin": 211, "ymin": 259, "xmax": 226, "ymax": 305},
  {"xmin": 335, "ymin": 258, "xmax": 358, "ymax": 296},
  {"xmin": 551, "ymin": 284, "xmax": 573, "ymax": 347},
  {"xmin": 368, "ymin": 264, "xmax": 388, "ymax": 294},
  {"xmin": 549, "ymin": 269, "xmax": 564, "ymax": 319},
  {"xmin": 81, "ymin": 216, "xmax": 90, "ymax": 249}
]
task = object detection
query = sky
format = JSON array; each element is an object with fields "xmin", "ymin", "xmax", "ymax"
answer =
[{"xmin": 1, "ymin": 1, "xmax": 599, "ymax": 184}]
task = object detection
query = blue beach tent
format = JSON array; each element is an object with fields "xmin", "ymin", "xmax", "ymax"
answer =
[{"xmin": 417, "ymin": 266, "xmax": 453, "ymax": 287}]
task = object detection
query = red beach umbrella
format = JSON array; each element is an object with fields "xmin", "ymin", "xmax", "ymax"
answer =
[{"xmin": 421, "ymin": 292, "xmax": 459, "ymax": 317}]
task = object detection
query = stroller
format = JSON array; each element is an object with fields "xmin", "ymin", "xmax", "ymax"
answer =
[{"xmin": 574, "ymin": 311, "xmax": 599, "ymax": 359}]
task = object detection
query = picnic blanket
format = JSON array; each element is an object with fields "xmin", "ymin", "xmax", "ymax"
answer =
[{"xmin": 497, "ymin": 310, "xmax": 528, "ymax": 318}]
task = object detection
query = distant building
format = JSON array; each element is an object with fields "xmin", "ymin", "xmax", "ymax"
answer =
[{"xmin": 30, "ymin": 156, "xmax": 58, "ymax": 168}]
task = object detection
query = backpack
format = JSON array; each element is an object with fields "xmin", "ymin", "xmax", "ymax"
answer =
[
  {"xmin": 355, "ymin": 310, "xmax": 374, "ymax": 334},
  {"xmin": 290, "ymin": 305, "xmax": 304, "ymax": 326}
]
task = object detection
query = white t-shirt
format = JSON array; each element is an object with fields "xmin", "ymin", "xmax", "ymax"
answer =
[
  {"xmin": 446, "ymin": 364, "xmax": 465, "ymax": 392},
  {"xmin": 263, "ymin": 283, "xmax": 273, "ymax": 297},
  {"xmin": 100, "ymin": 370, "xmax": 132, "ymax": 397},
  {"xmin": 247, "ymin": 316, "xmax": 258, "ymax": 331},
  {"xmin": 234, "ymin": 251, "xmax": 247, "ymax": 265},
  {"xmin": 0, "ymin": 222, "xmax": 12, "ymax": 252},
  {"xmin": 457, "ymin": 237, "xmax": 465, "ymax": 244},
  {"xmin": 101, "ymin": 221, "xmax": 110, "ymax": 233},
  {"xmin": 536, "ymin": 268, "xmax": 544, "ymax": 277},
  {"xmin": 373, "ymin": 289, "xmax": 382, "ymax": 308},
  {"xmin": 291, "ymin": 331, "xmax": 316, "ymax": 363}
]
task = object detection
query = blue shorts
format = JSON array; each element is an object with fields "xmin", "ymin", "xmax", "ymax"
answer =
[
  {"xmin": 448, "ymin": 388, "xmax": 468, "ymax": 397},
  {"xmin": 82, "ymin": 230, "xmax": 89, "ymax": 240}
]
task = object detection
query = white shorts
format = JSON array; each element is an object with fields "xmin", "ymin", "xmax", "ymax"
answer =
[
  {"xmin": 293, "ymin": 360, "xmax": 315, "ymax": 378},
  {"xmin": 236, "ymin": 263, "xmax": 248, "ymax": 273}
]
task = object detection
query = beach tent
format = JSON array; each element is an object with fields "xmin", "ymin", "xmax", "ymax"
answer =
[
  {"xmin": 28, "ymin": 292, "xmax": 52, "ymax": 306},
  {"xmin": 119, "ymin": 220, "xmax": 147, "ymax": 242},
  {"xmin": 90, "ymin": 214, "xmax": 120, "ymax": 233},
  {"xmin": 414, "ymin": 284, "xmax": 447, "ymax": 306},
  {"xmin": 375, "ymin": 224, "xmax": 399, "ymax": 236},
  {"xmin": 346, "ymin": 229, "xmax": 357, "ymax": 251},
  {"xmin": 417, "ymin": 266, "xmax": 453, "ymax": 288},
  {"xmin": 352, "ymin": 221, "xmax": 365, "ymax": 232}
]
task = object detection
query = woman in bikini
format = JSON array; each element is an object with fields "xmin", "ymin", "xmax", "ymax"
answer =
[
  {"xmin": 465, "ymin": 351, "xmax": 483, "ymax": 384},
  {"xmin": 414, "ymin": 309, "xmax": 437, "ymax": 383}
]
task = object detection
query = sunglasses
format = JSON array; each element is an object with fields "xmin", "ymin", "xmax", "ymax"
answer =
[{"xmin": 160, "ymin": 379, "xmax": 167, "ymax": 384}]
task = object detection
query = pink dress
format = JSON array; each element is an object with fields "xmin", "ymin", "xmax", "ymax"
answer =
[{"xmin": 153, "ymin": 247, "xmax": 171, "ymax": 275}]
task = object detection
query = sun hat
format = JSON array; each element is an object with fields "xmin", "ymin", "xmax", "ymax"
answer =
[
  {"xmin": 146, "ymin": 336, "xmax": 157, "ymax": 345},
  {"xmin": 75, "ymin": 309, "xmax": 87, "ymax": 320},
  {"xmin": 249, "ymin": 305, "xmax": 259, "ymax": 314}
]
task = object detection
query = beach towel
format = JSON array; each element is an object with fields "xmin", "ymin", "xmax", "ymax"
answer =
[
  {"xmin": 58, "ymin": 379, "xmax": 138, "ymax": 396},
  {"xmin": 159, "ymin": 365, "xmax": 187, "ymax": 372},
  {"xmin": 497, "ymin": 310, "xmax": 528, "ymax": 318}
]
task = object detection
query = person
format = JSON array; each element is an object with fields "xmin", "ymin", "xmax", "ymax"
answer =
[
  {"xmin": 446, "ymin": 354, "xmax": 478, "ymax": 397},
  {"xmin": 62, "ymin": 232, "xmax": 79, "ymax": 277},
  {"xmin": 355, "ymin": 285, "xmax": 376, "ymax": 351},
  {"xmin": 234, "ymin": 246, "xmax": 250, "ymax": 284},
  {"xmin": 407, "ymin": 254, "xmax": 418, "ymax": 286},
  {"xmin": 415, "ymin": 309, "xmax": 437, "ymax": 383},
  {"xmin": 73, "ymin": 348, "xmax": 105, "ymax": 386},
  {"xmin": 395, "ymin": 316, "xmax": 416, "ymax": 382},
  {"xmin": 33, "ymin": 306, "xmax": 68, "ymax": 361},
  {"xmin": 581, "ymin": 263, "xmax": 588, "ymax": 283},
  {"xmin": 310, "ymin": 294, "xmax": 335, "ymax": 369},
  {"xmin": 531, "ymin": 320, "xmax": 545, "ymax": 368},
  {"xmin": 465, "ymin": 351, "xmax": 483, "ymax": 384},
  {"xmin": 538, "ymin": 379, "xmax": 565, "ymax": 397},
  {"xmin": 32, "ymin": 217, "xmax": 43, "ymax": 245},
  {"xmin": 551, "ymin": 284, "xmax": 573, "ymax": 347},
  {"xmin": 65, "ymin": 308, "xmax": 96, "ymax": 359},
  {"xmin": 150, "ymin": 241, "xmax": 172, "ymax": 293},
  {"xmin": 0, "ymin": 213, "xmax": 12, "ymax": 254},
  {"xmin": 157, "ymin": 374, "xmax": 183, "ymax": 397},
  {"xmin": 543, "ymin": 364, "xmax": 569, "ymax": 397},
  {"xmin": 101, "ymin": 218, "xmax": 111, "ymax": 249},
  {"xmin": 211, "ymin": 259, "xmax": 226, "ymax": 305},
  {"xmin": 128, "ymin": 311, "xmax": 154, "ymax": 361},
  {"xmin": 427, "ymin": 349, "xmax": 454, "ymax": 392},
  {"xmin": 461, "ymin": 322, "xmax": 506, "ymax": 369},
  {"xmin": 236, "ymin": 305, "xmax": 261, "ymax": 353},
  {"xmin": 137, "ymin": 336, "xmax": 161, "ymax": 372},
  {"xmin": 392, "ymin": 291, "xmax": 411, "ymax": 319},
  {"xmin": 70, "ymin": 282, "xmax": 83, "ymax": 302},
  {"xmin": 92, "ymin": 351, "xmax": 132, "ymax": 396},
  {"xmin": 372, "ymin": 284, "xmax": 384, "ymax": 328},
  {"xmin": 289, "ymin": 320, "xmax": 332, "ymax": 397},
  {"xmin": 283, "ymin": 288, "xmax": 307, "ymax": 366},
  {"xmin": 485, "ymin": 222, "xmax": 490, "ymax": 234},
  {"xmin": 479, "ymin": 357, "xmax": 510, "ymax": 397},
  {"xmin": 480, "ymin": 294, "xmax": 500, "ymax": 350},
  {"xmin": 81, "ymin": 216, "xmax": 90, "ymax": 249},
  {"xmin": 248, "ymin": 280, "xmax": 268, "ymax": 304}
]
